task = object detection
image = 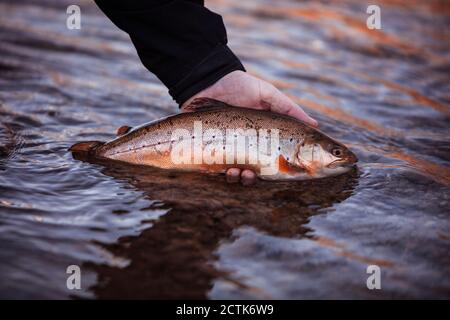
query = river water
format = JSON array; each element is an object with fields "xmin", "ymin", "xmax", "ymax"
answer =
[{"xmin": 0, "ymin": 0, "xmax": 449, "ymax": 299}]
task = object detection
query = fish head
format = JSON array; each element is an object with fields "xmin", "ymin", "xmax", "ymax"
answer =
[{"xmin": 293, "ymin": 131, "xmax": 357, "ymax": 177}]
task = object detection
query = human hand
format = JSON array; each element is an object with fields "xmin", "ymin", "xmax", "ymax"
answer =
[{"xmin": 181, "ymin": 70, "xmax": 318, "ymax": 185}]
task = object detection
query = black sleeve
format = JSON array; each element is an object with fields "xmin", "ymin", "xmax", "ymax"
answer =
[{"xmin": 94, "ymin": 0, "xmax": 245, "ymax": 105}]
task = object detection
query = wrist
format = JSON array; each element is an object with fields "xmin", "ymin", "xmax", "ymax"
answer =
[{"xmin": 170, "ymin": 44, "xmax": 245, "ymax": 106}]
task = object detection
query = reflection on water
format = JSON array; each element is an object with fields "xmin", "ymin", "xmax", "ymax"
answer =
[
  {"xmin": 0, "ymin": 0, "xmax": 449, "ymax": 298},
  {"xmin": 76, "ymin": 156, "xmax": 358, "ymax": 299}
]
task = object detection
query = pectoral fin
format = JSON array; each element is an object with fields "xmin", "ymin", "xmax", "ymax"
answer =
[{"xmin": 278, "ymin": 155, "xmax": 304, "ymax": 175}]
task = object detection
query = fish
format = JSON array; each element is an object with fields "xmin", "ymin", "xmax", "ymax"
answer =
[{"xmin": 69, "ymin": 98, "xmax": 357, "ymax": 180}]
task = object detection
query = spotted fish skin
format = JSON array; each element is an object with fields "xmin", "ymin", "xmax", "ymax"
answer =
[{"xmin": 70, "ymin": 98, "xmax": 357, "ymax": 180}]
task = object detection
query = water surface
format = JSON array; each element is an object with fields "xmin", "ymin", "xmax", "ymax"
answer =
[{"xmin": 0, "ymin": 0, "xmax": 449, "ymax": 298}]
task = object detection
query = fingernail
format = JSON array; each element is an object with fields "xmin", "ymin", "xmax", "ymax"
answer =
[{"xmin": 226, "ymin": 168, "xmax": 241, "ymax": 183}]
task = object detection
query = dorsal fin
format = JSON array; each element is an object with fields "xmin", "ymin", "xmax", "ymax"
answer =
[
  {"xmin": 116, "ymin": 125, "xmax": 132, "ymax": 136},
  {"xmin": 183, "ymin": 97, "xmax": 230, "ymax": 112},
  {"xmin": 278, "ymin": 155, "xmax": 305, "ymax": 175}
]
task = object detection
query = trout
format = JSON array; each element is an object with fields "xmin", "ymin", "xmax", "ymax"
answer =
[{"xmin": 69, "ymin": 98, "xmax": 357, "ymax": 180}]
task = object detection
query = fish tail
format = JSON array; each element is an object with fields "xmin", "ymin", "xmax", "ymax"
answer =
[{"xmin": 68, "ymin": 141, "xmax": 104, "ymax": 155}]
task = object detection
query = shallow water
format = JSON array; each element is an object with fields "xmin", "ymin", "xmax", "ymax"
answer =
[{"xmin": 0, "ymin": 0, "xmax": 449, "ymax": 299}]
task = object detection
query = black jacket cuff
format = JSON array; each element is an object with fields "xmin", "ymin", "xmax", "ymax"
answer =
[{"xmin": 169, "ymin": 44, "xmax": 245, "ymax": 106}]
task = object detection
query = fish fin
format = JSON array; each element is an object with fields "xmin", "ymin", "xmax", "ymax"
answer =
[
  {"xmin": 183, "ymin": 97, "xmax": 230, "ymax": 112},
  {"xmin": 278, "ymin": 155, "xmax": 304, "ymax": 175},
  {"xmin": 69, "ymin": 141, "xmax": 104, "ymax": 154},
  {"xmin": 116, "ymin": 125, "xmax": 132, "ymax": 136}
]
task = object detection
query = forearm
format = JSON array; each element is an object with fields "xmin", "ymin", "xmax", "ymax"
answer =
[{"xmin": 95, "ymin": 0, "xmax": 245, "ymax": 105}]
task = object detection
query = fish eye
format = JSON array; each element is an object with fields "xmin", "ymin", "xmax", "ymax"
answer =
[{"xmin": 331, "ymin": 147, "xmax": 343, "ymax": 157}]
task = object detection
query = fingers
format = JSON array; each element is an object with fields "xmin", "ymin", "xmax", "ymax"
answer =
[
  {"xmin": 226, "ymin": 168, "xmax": 241, "ymax": 183},
  {"xmin": 285, "ymin": 102, "xmax": 318, "ymax": 127},
  {"xmin": 260, "ymin": 82, "xmax": 318, "ymax": 127},
  {"xmin": 240, "ymin": 169, "xmax": 256, "ymax": 186},
  {"xmin": 226, "ymin": 168, "xmax": 257, "ymax": 185}
]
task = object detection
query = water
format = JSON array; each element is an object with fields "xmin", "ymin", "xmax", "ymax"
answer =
[{"xmin": 0, "ymin": 0, "xmax": 449, "ymax": 299}]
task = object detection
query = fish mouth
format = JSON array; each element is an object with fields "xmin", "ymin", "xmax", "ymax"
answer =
[{"xmin": 327, "ymin": 156, "xmax": 358, "ymax": 169}]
